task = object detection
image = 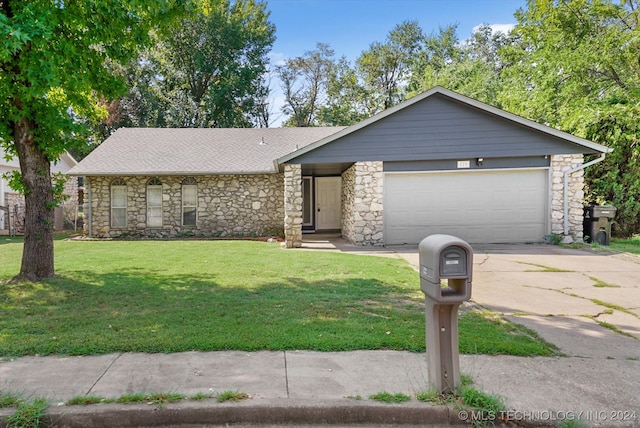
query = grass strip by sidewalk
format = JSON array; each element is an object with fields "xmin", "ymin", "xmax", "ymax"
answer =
[{"xmin": 0, "ymin": 239, "xmax": 556, "ymax": 357}]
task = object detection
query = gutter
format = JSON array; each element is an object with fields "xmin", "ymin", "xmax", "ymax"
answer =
[
  {"xmin": 86, "ymin": 178, "xmax": 92, "ymax": 238},
  {"xmin": 564, "ymin": 154, "xmax": 606, "ymax": 236}
]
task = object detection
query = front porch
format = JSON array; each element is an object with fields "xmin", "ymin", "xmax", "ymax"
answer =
[{"xmin": 283, "ymin": 162, "xmax": 384, "ymax": 248}]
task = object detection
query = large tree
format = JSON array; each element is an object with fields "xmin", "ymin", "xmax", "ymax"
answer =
[
  {"xmin": 0, "ymin": 0, "xmax": 179, "ymax": 280},
  {"xmin": 410, "ymin": 24, "xmax": 513, "ymax": 105},
  {"xmin": 103, "ymin": 0, "xmax": 275, "ymax": 132},
  {"xmin": 499, "ymin": 0, "xmax": 640, "ymax": 236},
  {"xmin": 357, "ymin": 20, "xmax": 424, "ymax": 111},
  {"xmin": 276, "ymin": 43, "xmax": 336, "ymax": 127}
]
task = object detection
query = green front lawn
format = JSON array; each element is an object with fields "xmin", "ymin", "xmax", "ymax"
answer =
[{"xmin": 0, "ymin": 239, "xmax": 556, "ymax": 357}]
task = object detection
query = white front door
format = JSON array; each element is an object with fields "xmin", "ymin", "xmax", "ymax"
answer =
[{"xmin": 315, "ymin": 177, "xmax": 342, "ymax": 230}]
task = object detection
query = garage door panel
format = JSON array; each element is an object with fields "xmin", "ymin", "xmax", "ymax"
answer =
[{"xmin": 384, "ymin": 169, "xmax": 548, "ymax": 244}]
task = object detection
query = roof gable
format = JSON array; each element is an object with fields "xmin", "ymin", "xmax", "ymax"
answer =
[
  {"xmin": 278, "ymin": 87, "xmax": 611, "ymax": 166},
  {"xmin": 1, "ymin": 147, "xmax": 76, "ymax": 172},
  {"xmin": 69, "ymin": 127, "xmax": 345, "ymax": 176}
]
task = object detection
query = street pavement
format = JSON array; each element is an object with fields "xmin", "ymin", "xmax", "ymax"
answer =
[{"xmin": 1, "ymin": 239, "xmax": 639, "ymax": 427}]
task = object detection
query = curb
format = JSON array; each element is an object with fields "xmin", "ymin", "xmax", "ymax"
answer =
[{"xmin": 1, "ymin": 399, "xmax": 465, "ymax": 427}]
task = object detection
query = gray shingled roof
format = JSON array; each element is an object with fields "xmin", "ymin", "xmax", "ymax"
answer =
[{"xmin": 68, "ymin": 127, "xmax": 345, "ymax": 176}]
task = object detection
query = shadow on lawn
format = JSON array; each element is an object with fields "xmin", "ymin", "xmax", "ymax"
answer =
[
  {"xmin": 0, "ymin": 269, "xmax": 557, "ymax": 357},
  {"xmin": 0, "ymin": 269, "xmax": 427, "ymax": 356}
]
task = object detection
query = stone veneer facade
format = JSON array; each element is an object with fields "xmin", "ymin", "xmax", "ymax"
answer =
[
  {"xmin": 283, "ymin": 164, "xmax": 303, "ymax": 248},
  {"xmin": 341, "ymin": 161, "xmax": 384, "ymax": 246},
  {"xmin": 82, "ymin": 156, "xmax": 587, "ymax": 243},
  {"xmin": 84, "ymin": 174, "xmax": 283, "ymax": 238},
  {"xmin": 2, "ymin": 176, "xmax": 78, "ymax": 234},
  {"xmin": 551, "ymin": 154, "xmax": 585, "ymax": 240}
]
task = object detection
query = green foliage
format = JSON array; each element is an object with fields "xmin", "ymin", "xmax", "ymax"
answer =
[
  {"xmin": 583, "ymin": 104, "xmax": 640, "ymax": 237},
  {"xmin": 459, "ymin": 385, "xmax": 505, "ymax": 414},
  {"xmin": 190, "ymin": 392, "xmax": 215, "ymax": 401},
  {"xmin": 66, "ymin": 396, "xmax": 104, "ymax": 406},
  {"xmin": 610, "ymin": 236, "xmax": 640, "ymax": 255},
  {"xmin": 2, "ymin": 170, "xmax": 26, "ymax": 195},
  {"xmin": 544, "ymin": 233, "xmax": 564, "ymax": 245},
  {"xmin": 0, "ymin": 240, "xmax": 556, "ymax": 357},
  {"xmin": 1, "ymin": 0, "xmax": 182, "ymax": 279},
  {"xmin": 357, "ymin": 20, "xmax": 424, "ymax": 111},
  {"xmin": 4, "ymin": 397, "xmax": 48, "ymax": 428},
  {"xmin": 0, "ymin": 391, "xmax": 24, "ymax": 408},
  {"xmin": 102, "ymin": 0, "xmax": 275, "ymax": 133},
  {"xmin": 498, "ymin": 0, "xmax": 640, "ymax": 236},
  {"xmin": 277, "ymin": 43, "xmax": 336, "ymax": 127},
  {"xmin": 0, "ymin": 0, "xmax": 179, "ymax": 160},
  {"xmin": 115, "ymin": 393, "xmax": 147, "ymax": 404},
  {"xmin": 415, "ymin": 389, "xmax": 453, "ymax": 405},
  {"xmin": 368, "ymin": 391, "xmax": 411, "ymax": 404}
]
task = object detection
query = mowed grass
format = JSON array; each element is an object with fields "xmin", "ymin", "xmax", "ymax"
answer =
[
  {"xmin": 610, "ymin": 236, "xmax": 640, "ymax": 255},
  {"xmin": 0, "ymin": 238, "xmax": 555, "ymax": 357}
]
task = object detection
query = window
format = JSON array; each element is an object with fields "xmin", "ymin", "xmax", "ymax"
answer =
[
  {"xmin": 111, "ymin": 179, "xmax": 127, "ymax": 227},
  {"xmin": 147, "ymin": 178, "xmax": 163, "ymax": 227},
  {"xmin": 182, "ymin": 177, "xmax": 197, "ymax": 226},
  {"xmin": 302, "ymin": 177, "xmax": 313, "ymax": 226}
]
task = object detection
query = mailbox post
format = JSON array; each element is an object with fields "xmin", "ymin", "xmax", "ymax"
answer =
[{"xmin": 419, "ymin": 234, "xmax": 473, "ymax": 394}]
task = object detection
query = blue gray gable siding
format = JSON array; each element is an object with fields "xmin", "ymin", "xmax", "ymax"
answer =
[
  {"xmin": 284, "ymin": 93, "xmax": 600, "ymax": 166},
  {"xmin": 279, "ymin": 89, "xmax": 610, "ymax": 247}
]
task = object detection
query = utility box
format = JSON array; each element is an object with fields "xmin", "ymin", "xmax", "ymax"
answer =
[
  {"xmin": 419, "ymin": 234, "xmax": 473, "ymax": 302},
  {"xmin": 583, "ymin": 205, "xmax": 616, "ymax": 245},
  {"xmin": 419, "ymin": 234, "xmax": 474, "ymax": 394}
]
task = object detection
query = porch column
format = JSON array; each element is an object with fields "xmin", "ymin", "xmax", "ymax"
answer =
[
  {"xmin": 283, "ymin": 164, "xmax": 303, "ymax": 248},
  {"xmin": 551, "ymin": 154, "xmax": 585, "ymax": 242},
  {"xmin": 342, "ymin": 161, "xmax": 384, "ymax": 246}
]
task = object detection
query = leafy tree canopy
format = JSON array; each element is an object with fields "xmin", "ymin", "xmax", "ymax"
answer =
[
  {"xmin": 499, "ymin": 0, "xmax": 640, "ymax": 236},
  {"xmin": 0, "ymin": 0, "xmax": 181, "ymax": 279},
  {"xmin": 101, "ymin": 0, "xmax": 275, "ymax": 135}
]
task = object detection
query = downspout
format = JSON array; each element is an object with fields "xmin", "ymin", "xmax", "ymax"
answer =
[
  {"xmin": 86, "ymin": 178, "xmax": 93, "ymax": 238},
  {"xmin": 563, "ymin": 154, "xmax": 606, "ymax": 236}
]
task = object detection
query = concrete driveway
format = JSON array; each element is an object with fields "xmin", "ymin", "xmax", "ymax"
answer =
[
  {"xmin": 391, "ymin": 243, "xmax": 640, "ymax": 359},
  {"xmin": 302, "ymin": 235, "xmax": 640, "ymax": 358}
]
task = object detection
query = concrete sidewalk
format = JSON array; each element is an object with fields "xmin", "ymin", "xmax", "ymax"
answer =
[
  {"xmin": 1, "ymin": 351, "xmax": 639, "ymax": 427},
  {"xmin": 1, "ymin": 240, "xmax": 640, "ymax": 427}
]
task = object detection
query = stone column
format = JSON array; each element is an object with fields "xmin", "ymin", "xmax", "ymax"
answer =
[
  {"xmin": 551, "ymin": 154, "xmax": 585, "ymax": 241},
  {"xmin": 342, "ymin": 161, "xmax": 384, "ymax": 246},
  {"xmin": 283, "ymin": 164, "xmax": 303, "ymax": 248}
]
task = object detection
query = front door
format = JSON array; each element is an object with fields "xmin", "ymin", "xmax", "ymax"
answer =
[{"xmin": 315, "ymin": 177, "xmax": 342, "ymax": 230}]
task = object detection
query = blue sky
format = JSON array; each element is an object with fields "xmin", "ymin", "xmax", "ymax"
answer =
[
  {"xmin": 267, "ymin": 0, "xmax": 527, "ymax": 63},
  {"xmin": 264, "ymin": 0, "xmax": 528, "ymax": 125}
]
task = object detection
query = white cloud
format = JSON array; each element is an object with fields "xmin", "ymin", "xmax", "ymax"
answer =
[
  {"xmin": 472, "ymin": 23, "xmax": 516, "ymax": 35},
  {"xmin": 269, "ymin": 51, "xmax": 287, "ymax": 68}
]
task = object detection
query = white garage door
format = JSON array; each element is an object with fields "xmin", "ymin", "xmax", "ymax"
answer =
[{"xmin": 384, "ymin": 169, "xmax": 548, "ymax": 244}]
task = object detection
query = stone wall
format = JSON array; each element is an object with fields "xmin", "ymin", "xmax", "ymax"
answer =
[
  {"xmin": 341, "ymin": 161, "xmax": 384, "ymax": 246},
  {"xmin": 3, "ymin": 192, "xmax": 25, "ymax": 234},
  {"xmin": 551, "ymin": 154, "xmax": 585, "ymax": 241},
  {"xmin": 58, "ymin": 176, "xmax": 80, "ymax": 230},
  {"xmin": 283, "ymin": 164, "xmax": 303, "ymax": 248},
  {"xmin": 2, "ymin": 177, "xmax": 78, "ymax": 233},
  {"xmin": 84, "ymin": 174, "xmax": 284, "ymax": 238}
]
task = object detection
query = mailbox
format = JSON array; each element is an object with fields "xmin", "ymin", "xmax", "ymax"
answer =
[
  {"xmin": 419, "ymin": 234, "xmax": 473, "ymax": 303},
  {"xmin": 419, "ymin": 234, "xmax": 474, "ymax": 393}
]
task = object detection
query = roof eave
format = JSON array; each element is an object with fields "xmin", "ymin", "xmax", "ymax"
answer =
[{"xmin": 69, "ymin": 169, "xmax": 279, "ymax": 177}]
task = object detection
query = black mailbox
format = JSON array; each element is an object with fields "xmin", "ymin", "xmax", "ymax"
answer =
[{"xmin": 419, "ymin": 234, "xmax": 473, "ymax": 303}]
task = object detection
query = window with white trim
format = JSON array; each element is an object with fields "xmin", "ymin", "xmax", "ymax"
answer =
[
  {"xmin": 182, "ymin": 177, "xmax": 197, "ymax": 226},
  {"xmin": 147, "ymin": 178, "xmax": 163, "ymax": 227},
  {"xmin": 111, "ymin": 179, "xmax": 127, "ymax": 228}
]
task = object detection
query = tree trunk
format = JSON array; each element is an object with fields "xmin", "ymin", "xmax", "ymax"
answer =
[{"xmin": 13, "ymin": 117, "xmax": 55, "ymax": 280}]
